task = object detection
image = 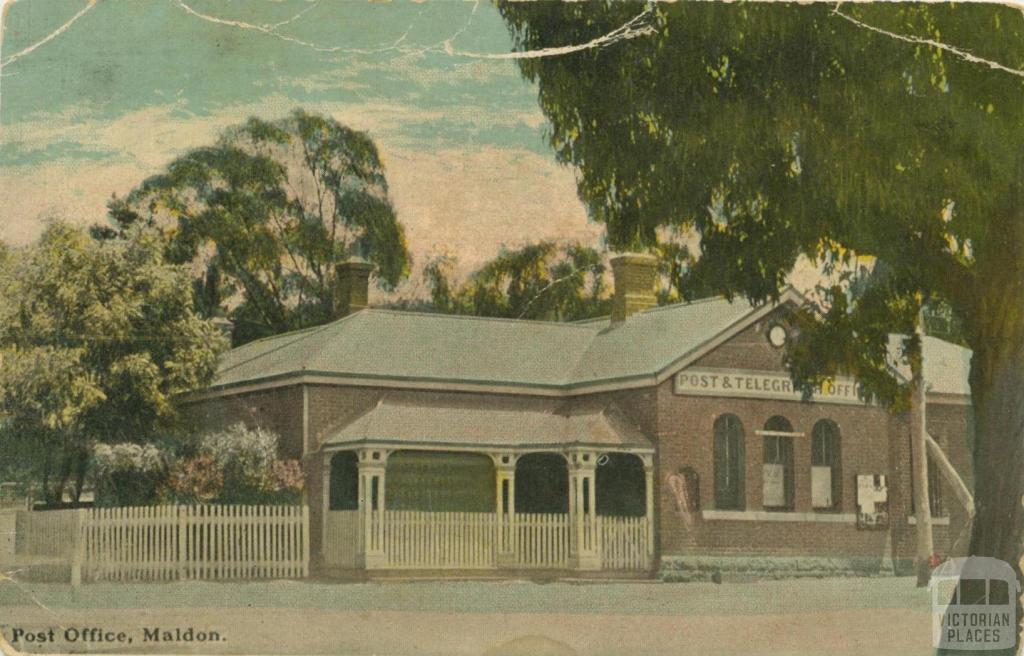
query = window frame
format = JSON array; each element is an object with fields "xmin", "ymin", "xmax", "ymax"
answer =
[
  {"xmin": 811, "ymin": 419, "xmax": 842, "ymax": 511},
  {"xmin": 713, "ymin": 414, "xmax": 746, "ymax": 511},
  {"xmin": 762, "ymin": 416, "xmax": 795, "ymax": 511}
]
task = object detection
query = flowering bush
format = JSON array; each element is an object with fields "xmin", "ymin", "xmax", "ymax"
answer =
[
  {"xmin": 166, "ymin": 453, "xmax": 223, "ymax": 503},
  {"xmin": 92, "ymin": 442, "xmax": 169, "ymax": 506},
  {"xmin": 167, "ymin": 423, "xmax": 303, "ymax": 505}
]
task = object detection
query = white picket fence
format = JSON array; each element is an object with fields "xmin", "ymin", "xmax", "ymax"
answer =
[
  {"xmin": 384, "ymin": 510, "xmax": 496, "ymax": 569},
  {"xmin": 323, "ymin": 510, "xmax": 360, "ymax": 568},
  {"xmin": 18, "ymin": 505, "xmax": 309, "ymax": 582},
  {"xmin": 322, "ymin": 510, "xmax": 649, "ymax": 572},
  {"xmin": 599, "ymin": 515, "xmax": 651, "ymax": 571},
  {"xmin": 511, "ymin": 512, "xmax": 571, "ymax": 568},
  {"xmin": 15, "ymin": 509, "xmax": 78, "ymax": 558}
]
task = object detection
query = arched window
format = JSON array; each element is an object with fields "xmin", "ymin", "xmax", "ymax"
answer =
[
  {"xmin": 811, "ymin": 420, "xmax": 842, "ymax": 509},
  {"xmin": 762, "ymin": 416, "xmax": 795, "ymax": 510},
  {"xmin": 713, "ymin": 414, "xmax": 745, "ymax": 510}
]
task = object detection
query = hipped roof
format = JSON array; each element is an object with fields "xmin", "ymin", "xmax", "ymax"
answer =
[
  {"xmin": 210, "ymin": 290, "xmax": 971, "ymax": 398},
  {"xmin": 322, "ymin": 393, "xmax": 653, "ymax": 451}
]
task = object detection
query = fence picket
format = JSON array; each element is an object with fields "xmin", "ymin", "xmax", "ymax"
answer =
[{"xmin": 12, "ymin": 504, "xmax": 309, "ymax": 583}]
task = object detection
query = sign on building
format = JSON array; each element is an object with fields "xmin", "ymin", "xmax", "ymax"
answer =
[
  {"xmin": 856, "ymin": 474, "xmax": 889, "ymax": 528},
  {"xmin": 674, "ymin": 368, "xmax": 868, "ymax": 405}
]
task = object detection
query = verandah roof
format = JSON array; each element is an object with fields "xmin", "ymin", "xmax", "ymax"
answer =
[{"xmin": 321, "ymin": 394, "xmax": 654, "ymax": 452}]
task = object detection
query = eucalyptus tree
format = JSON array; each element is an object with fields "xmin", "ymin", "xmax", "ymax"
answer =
[
  {"xmin": 425, "ymin": 241, "xmax": 610, "ymax": 321},
  {"xmin": 103, "ymin": 109, "xmax": 410, "ymax": 344},
  {"xmin": 499, "ymin": 1, "xmax": 1024, "ymax": 596}
]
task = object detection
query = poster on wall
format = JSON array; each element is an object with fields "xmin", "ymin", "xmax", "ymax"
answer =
[
  {"xmin": 856, "ymin": 474, "xmax": 889, "ymax": 529},
  {"xmin": 811, "ymin": 466, "xmax": 833, "ymax": 508},
  {"xmin": 763, "ymin": 463, "xmax": 787, "ymax": 507}
]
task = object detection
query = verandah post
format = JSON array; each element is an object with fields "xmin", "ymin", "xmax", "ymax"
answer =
[
  {"xmin": 357, "ymin": 447, "xmax": 389, "ymax": 569},
  {"xmin": 492, "ymin": 452, "xmax": 518, "ymax": 568},
  {"xmin": 568, "ymin": 450, "xmax": 600, "ymax": 571},
  {"xmin": 642, "ymin": 454, "xmax": 655, "ymax": 562}
]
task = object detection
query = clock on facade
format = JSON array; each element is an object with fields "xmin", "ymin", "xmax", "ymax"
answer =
[{"xmin": 767, "ymin": 324, "xmax": 788, "ymax": 348}]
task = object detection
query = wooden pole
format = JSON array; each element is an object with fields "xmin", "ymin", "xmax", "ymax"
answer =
[{"xmin": 911, "ymin": 306, "xmax": 934, "ymax": 587}]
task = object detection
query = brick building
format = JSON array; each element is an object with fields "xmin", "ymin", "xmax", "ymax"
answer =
[{"xmin": 183, "ymin": 254, "xmax": 974, "ymax": 579}]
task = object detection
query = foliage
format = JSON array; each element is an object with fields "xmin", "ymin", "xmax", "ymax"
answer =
[
  {"xmin": 92, "ymin": 442, "xmax": 168, "ymax": 506},
  {"xmin": 99, "ymin": 108, "xmax": 411, "ymax": 345},
  {"xmin": 166, "ymin": 453, "xmax": 223, "ymax": 503},
  {"xmin": 0, "ymin": 222, "xmax": 225, "ymax": 504},
  {"xmin": 499, "ymin": 1, "xmax": 1024, "ymax": 590},
  {"xmin": 425, "ymin": 241, "xmax": 611, "ymax": 321},
  {"xmin": 167, "ymin": 423, "xmax": 303, "ymax": 505}
]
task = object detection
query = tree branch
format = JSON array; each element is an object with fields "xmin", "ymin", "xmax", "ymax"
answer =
[{"xmin": 832, "ymin": 5, "xmax": 1024, "ymax": 80}]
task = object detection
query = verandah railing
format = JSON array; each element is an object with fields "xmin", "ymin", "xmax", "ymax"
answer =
[{"xmin": 323, "ymin": 509, "xmax": 650, "ymax": 571}]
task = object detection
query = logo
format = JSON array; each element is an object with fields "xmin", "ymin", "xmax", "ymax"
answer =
[{"xmin": 930, "ymin": 556, "xmax": 1020, "ymax": 651}]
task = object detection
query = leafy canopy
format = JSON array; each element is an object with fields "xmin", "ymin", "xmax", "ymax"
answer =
[
  {"xmin": 499, "ymin": 2, "xmax": 1024, "ymax": 577},
  {"xmin": 102, "ymin": 108, "xmax": 410, "ymax": 345},
  {"xmin": 0, "ymin": 222, "xmax": 224, "ymax": 499},
  {"xmin": 425, "ymin": 241, "xmax": 610, "ymax": 321},
  {"xmin": 499, "ymin": 2, "xmax": 1024, "ymax": 403}
]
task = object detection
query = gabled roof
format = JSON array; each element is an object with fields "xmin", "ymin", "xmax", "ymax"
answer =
[
  {"xmin": 208, "ymin": 288, "xmax": 970, "ymax": 399},
  {"xmin": 323, "ymin": 393, "xmax": 652, "ymax": 451}
]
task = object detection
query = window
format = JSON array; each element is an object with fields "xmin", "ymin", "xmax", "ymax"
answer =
[
  {"xmin": 713, "ymin": 414, "xmax": 745, "ymax": 510},
  {"xmin": 811, "ymin": 420, "xmax": 842, "ymax": 509},
  {"xmin": 762, "ymin": 416, "xmax": 794, "ymax": 510}
]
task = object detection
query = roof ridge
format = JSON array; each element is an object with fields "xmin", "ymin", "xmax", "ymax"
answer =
[
  {"xmin": 217, "ymin": 313, "xmax": 360, "ymax": 376},
  {"xmin": 634, "ymin": 294, "xmax": 739, "ymax": 316},
  {"xmin": 358, "ymin": 307, "xmax": 602, "ymax": 331}
]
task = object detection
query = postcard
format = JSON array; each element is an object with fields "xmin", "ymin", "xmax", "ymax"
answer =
[{"xmin": 1, "ymin": 2, "xmax": 1020, "ymax": 655}]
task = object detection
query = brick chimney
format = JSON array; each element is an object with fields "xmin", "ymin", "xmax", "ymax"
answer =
[
  {"xmin": 335, "ymin": 256, "xmax": 374, "ymax": 317},
  {"xmin": 610, "ymin": 252, "xmax": 658, "ymax": 323}
]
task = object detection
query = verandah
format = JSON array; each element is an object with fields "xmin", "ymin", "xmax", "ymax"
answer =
[{"xmin": 320, "ymin": 447, "xmax": 654, "ymax": 572}]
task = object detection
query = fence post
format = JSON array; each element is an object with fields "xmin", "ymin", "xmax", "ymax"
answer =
[
  {"xmin": 301, "ymin": 505, "xmax": 310, "ymax": 577},
  {"xmin": 177, "ymin": 506, "xmax": 186, "ymax": 581},
  {"xmin": 70, "ymin": 508, "xmax": 86, "ymax": 586}
]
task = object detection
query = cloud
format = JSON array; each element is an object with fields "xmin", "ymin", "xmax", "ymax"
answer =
[{"xmin": 0, "ymin": 98, "xmax": 596, "ymax": 291}]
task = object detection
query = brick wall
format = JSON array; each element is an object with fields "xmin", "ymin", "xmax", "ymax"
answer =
[
  {"xmin": 182, "ymin": 385, "xmax": 305, "ymax": 459},
  {"xmin": 650, "ymin": 309, "xmax": 974, "ymax": 567}
]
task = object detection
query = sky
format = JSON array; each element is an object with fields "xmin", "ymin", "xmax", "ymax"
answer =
[{"xmin": 0, "ymin": 0, "xmax": 605, "ymax": 296}]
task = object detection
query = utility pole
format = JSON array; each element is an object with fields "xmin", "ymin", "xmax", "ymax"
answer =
[{"xmin": 911, "ymin": 305, "xmax": 935, "ymax": 587}]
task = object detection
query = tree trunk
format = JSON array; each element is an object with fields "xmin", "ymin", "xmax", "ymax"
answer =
[
  {"xmin": 966, "ymin": 315, "xmax": 1024, "ymax": 652},
  {"xmin": 72, "ymin": 446, "xmax": 88, "ymax": 504}
]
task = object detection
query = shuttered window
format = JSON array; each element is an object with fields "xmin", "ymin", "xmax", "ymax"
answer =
[{"xmin": 713, "ymin": 414, "xmax": 745, "ymax": 510}]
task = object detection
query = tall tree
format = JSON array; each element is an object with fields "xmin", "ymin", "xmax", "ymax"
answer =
[
  {"xmin": 0, "ymin": 222, "xmax": 223, "ymax": 503},
  {"xmin": 425, "ymin": 241, "xmax": 610, "ymax": 321},
  {"xmin": 500, "ymin": 0, "xmax": 1024, "ymax": 607},
  {"xmin": 101, "ymin": 109, "xmax": 410, "ymax": 345}
]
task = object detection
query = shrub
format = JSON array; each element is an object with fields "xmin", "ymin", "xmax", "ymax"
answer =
[
  {"xmin": 167, "ymin": 423, "xmax": 303, "ymax": 505},
  {"xmin": 92, "ymin": 442, "xmax": 168, "ymax": 506}
]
